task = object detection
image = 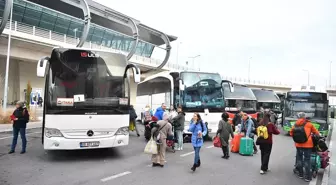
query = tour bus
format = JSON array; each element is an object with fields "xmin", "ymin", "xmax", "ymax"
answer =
[
  {"xmin": 36, "ymin": 48, "xmax": 141, "ymax": 150},
  {"xmin": 251, "ymin": 89, "xmax": 282, "ymax": 114},
  {"xmin": 282, "ymin": 86, "xmax": 329, "ymax": 136},
  {"xmin": 223, "ymin": 83, "xmax": 258, "ymax": 123},
  {"xmin": 136, "ymin": 71, "xmax": 234, "ymax": 135}
]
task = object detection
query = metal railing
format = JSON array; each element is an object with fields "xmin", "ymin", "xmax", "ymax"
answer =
[{"xmin": 3, "ymin": 19, "xmax": 195, "ymax": 71}]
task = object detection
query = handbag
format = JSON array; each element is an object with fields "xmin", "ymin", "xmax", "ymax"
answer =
[
  {"xmin": 129, "ymin": 121, "xmax": 135, "ymax": 131},
  {"xmin": 144, "ymin": 137, "xmax": 158, "ymax": 154},
  {"xmin": 213, "ymin": 136, "xmax": 222, "ymax": 148}
]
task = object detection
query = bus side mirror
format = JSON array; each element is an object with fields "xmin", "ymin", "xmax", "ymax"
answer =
[
  {"xmin": 37, "ymin": 57, "xmax": 50, "ymax": 78},
  {"xmin": 133, "ymin": 67, "xmax": 141, "ymax": 83},
  {"xmin": 222, "ymin": 80, "xmax": 234, "ymax": 93},
  {"xmin": 179, "ymin": 80, "xmax": 185, "ymax": 91},
  {"xmin": 124, "ymin": 64, "xmax": 141, "ymax": 83}
]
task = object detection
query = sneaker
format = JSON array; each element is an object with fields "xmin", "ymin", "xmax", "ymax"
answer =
[
  {"xmin": 20, "ymin": 151, "xmax": 26, "ymax": 154},
  {"xmin": 260, "ymin": 170, "xmax": 265, "ymax": 174},
  {"xmin": 8, "ymin": 151, "xmax": 14, "ymax": 154},
  {"xmin": 304, "ymin": 178, "xmax": 311, "ymax": 182},
  {"xmin": 297, "ymin": 174, "xmax": 304, "ymax": 179}
]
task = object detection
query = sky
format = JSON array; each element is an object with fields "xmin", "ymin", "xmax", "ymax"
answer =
[{"xmin": 95, "ymin": 0, "xmax": 336, "ymax": 87}]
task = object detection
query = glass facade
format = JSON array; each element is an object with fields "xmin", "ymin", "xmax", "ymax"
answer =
[{"xmin": 0, "ymin": 0, "xmax": 154, "ymax": 57}]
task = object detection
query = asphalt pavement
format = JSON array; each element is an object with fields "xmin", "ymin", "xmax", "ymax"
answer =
[{"xmin": 0, "ymin": 126, "xmax": 310, "ymax": 185}]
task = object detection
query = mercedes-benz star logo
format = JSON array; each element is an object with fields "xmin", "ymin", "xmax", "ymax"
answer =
[{"xmin": 87, "ymin": 130, "xmax": 94, "ymax": 137}]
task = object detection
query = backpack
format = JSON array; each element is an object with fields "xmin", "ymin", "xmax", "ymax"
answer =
[
  {"xmin": 257, "ymin": 125, "xmax": 269, "ymax": 139},
  {"xmin": 292, "ymin": 122, "xmax": 308, "ymax": 143}
]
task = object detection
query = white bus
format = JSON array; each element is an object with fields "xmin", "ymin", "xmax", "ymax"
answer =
[
  {"xmin": 282, "ymin": 86, "xmax": 329, "ymax": 136},
  {"xmin": 136, "ymin": 71, "xmax": 233, "ymax": 135},
  {"xmin": 36, "ymin": 48, "xmax": 141, "ymax": 150}
]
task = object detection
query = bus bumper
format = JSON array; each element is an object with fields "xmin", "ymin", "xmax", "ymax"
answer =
[{"xmin": 43, "ymin": 135, "xmax": 129, "ymax": 150}]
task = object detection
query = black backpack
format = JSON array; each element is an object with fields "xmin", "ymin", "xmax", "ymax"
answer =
[{"xmin": 292, "ymin": 122, "xmax": 308, "ymax": 143}]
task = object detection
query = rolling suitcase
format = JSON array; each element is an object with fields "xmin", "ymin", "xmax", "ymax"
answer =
[
  {"xmin": 231, "ymin": 134, "xmax": 242, "ymax": 153},
  {"xmin": 239, "ymin": 137, "xmax": 254, "ymax": 156}
]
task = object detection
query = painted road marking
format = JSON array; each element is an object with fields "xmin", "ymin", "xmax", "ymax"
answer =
[
  {"xmin": 100, "ymin": 171, "xmax": 132, "ymax": 182},
  {"xmin": 0, "ymin": 132, "xmax": 41, "ymax": 140},
  {"xmin": 206, "ymin": 145, "xmax": 214, "ymax": 149},
  {"xmin": 180, "ymin": 151, "xmax": 194, "ymax": 157}
]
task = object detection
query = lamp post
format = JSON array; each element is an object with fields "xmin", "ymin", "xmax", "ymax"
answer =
[
  {"xmin": 330, "ymin": 61, "xmax": 332, "ymax": 87},
  {"xmin": 248, "ymin": 57, "xmax": 252, "ymax": 82},
  {"xmin": 302, "ymin": 69, "xmax": 310, "ymax": 86},
  {"xmin": 189, "ymin": 55, "xmax": 201, "ymax": 70}
]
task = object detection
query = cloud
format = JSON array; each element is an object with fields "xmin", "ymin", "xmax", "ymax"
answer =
[{"xmin": 94, "ymin": 0, "xmax": 336, "ymax": 87}]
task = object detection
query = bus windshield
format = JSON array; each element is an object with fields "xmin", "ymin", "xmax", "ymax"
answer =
[
  {"xmin": 46, "ymin": 49, "xmax": 128, "ymax": 113},
  {"xmin": 284, "ymin": 92, "xmax": 328, "ymax": 120},
  {"xmin": 252, "ymin": 89, "xmax": 280, "ymax": 103},
  {"xmin": 223, "ymin": 84, "xmax": 257, "ymax": 112},
  {"xmin": 226, "ymin": 100, "xmax": 257, "ymax": 112},
  {"xmin": 181, "ymin": 72, "xmax": 224, "ymax": 111}
]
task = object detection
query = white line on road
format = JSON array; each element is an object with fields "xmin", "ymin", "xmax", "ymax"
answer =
[
  {"xmin": 180, "ymin": 151, "xmax": 194, "ymax": 157},
  {"xmin": 206, "ymin": 145, "xmax": 214, "ymax": 149},
  {"xmin": 0, "ymin": 132, "xmax": 41, "ymax": 140},
  {"xmin": 100, "ymin": 171, "xmax": 132, "ymax": 182}
]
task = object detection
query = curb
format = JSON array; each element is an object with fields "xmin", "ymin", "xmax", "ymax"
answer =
[
  {"xmin": 0, "ymin": 123, "xmax": 42, "ymax": 134},
  {"xmin": 318, "ymin": 120, "xmax": 335, "ymax": 185}
]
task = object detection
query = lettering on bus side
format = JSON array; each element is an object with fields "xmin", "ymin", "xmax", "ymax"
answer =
[{"xmin": 56, "ymin": 98, "xmax": 74, "ymax": 106}]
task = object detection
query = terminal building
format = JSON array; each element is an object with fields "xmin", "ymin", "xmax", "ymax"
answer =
[{"xmin": 0, "ymin": 0, "xmax": 177, "ymax": 104}]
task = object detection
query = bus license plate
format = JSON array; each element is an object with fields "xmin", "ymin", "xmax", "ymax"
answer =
[{"xmin": 80, "ymin": 141, "xmax": 100, "ymax": 148}]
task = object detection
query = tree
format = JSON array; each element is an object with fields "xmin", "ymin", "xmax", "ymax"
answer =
[{"xmin": 26, "ymin": 81, "xmax": 32, "ymax": 110}]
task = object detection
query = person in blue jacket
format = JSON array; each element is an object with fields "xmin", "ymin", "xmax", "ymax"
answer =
[
  {"xmin": 188, "ymin": 113, "xmax": 207, "ymax": 172},
  {"xmin": 239, "ymin": 114, "xmax": 258, "ymax": 154},
  {"xmin": 154, "ymin": 103, "xmax": 166, "ymax": 120}
]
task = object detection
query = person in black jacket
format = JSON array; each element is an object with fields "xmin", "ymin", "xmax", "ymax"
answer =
[
  {"xmin": 170, "ymin": 106, "xmax": 185, "ymax": 150},
  {"xmin": 130, "ymin": 105, "xmax": 140, "ymax": 137},
  {"xmin": 9, "ymin": 101, "xmax": 29, "ymax": 154}
]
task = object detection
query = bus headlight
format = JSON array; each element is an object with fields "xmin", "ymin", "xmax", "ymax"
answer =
[
  {"xmin": 45, "ymin": 128, "xmax": 63, "ymax": 138},
  {"xmin": 115, "ymin": 127, "xmax": 129, "ymax": 135}
]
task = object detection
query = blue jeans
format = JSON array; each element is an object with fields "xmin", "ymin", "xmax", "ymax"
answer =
[
  {"xmin": 194, "ymin": 147, "xmax": 201, "ymax": 165},
  {"xmin": 296, "ymin": 147, "xmax": 312, "ymax": 179},
  {"xmin": 11, "ymin": 127, "xmax": 27, "ymax": 152},
  {"xmin": 176, "ymin": 130, "xmax": 183, "ymax": 149}
]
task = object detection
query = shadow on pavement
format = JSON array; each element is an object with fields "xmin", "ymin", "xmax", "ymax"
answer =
[{"xmin": 43, "ymin": 148, "xmax": 123, "ymax": 162}]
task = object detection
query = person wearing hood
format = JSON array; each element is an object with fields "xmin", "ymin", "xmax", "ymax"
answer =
[
  {"xmin": 290, "ymin": 112, "xmax": 319, "ymax": 182},
  {"xmin": 9, "ymin": 101, "xmax": 29, "ymax": 154},
  {"xmin": 154, "ymin": 103, "xmax": 166, "ymax": 120},
  {"xmin": 240, "ymin": 113, "xmax": 258, "ymax": 154},
  {"xmin": 170, "ymin": 106, "xmax": 185, "ymax": 151},
  {"xmin": 217, "ymin": 112, "xmax": 234, "ymax": 159}
]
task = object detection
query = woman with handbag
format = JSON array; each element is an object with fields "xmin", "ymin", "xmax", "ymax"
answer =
[
  {"xmin": 151, "ymin": 112, "xmax": 173, "ymax": 167},
  {"xmin": 257, "ymin": 113, "xmax": 280, "ymax": 174},
  {"xmin": 216, "ymin": 112, "xmax": 234, "ymax": 159}
]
